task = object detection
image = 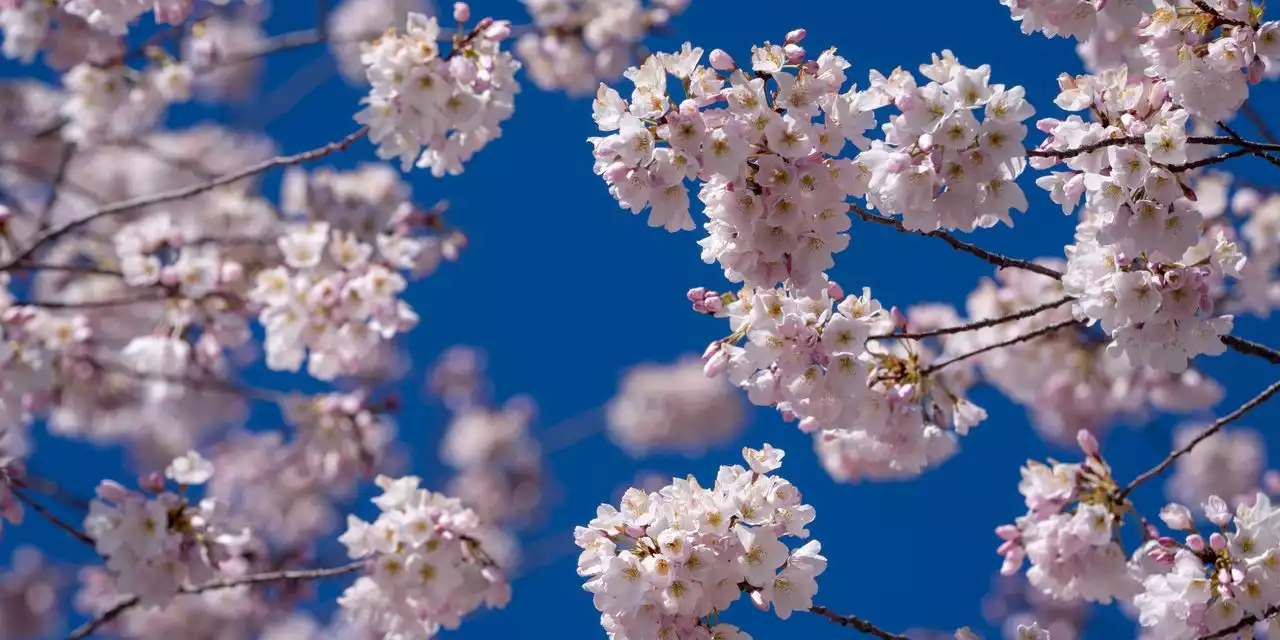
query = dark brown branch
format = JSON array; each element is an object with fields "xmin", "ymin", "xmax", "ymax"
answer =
[
  {"xmin": 920, "ymin": 319, "xmax": 1080, "ymax": 376},
  {"xmin": 808, "ymin": 605, "xmax": 911, "ymax": 640},
  {"xmin": 850, "ymin": 205, "xmax": 1064, "ymax": 280},
  {"xmin": 873, "ymin": 296, "xmax": 1073, "ymax": 341},
  {"xmin": 67, "ymin": 561, "xmax": 366, "ymax": 639},
  {"xmin": 1221, "ymin": 334, "xmax": 1280, "ymax": 365},
  {"xmin": 1118, "ymin": 379, "xmax": 1280, "ymax": 499},
  {"xmin": 1216, "ymin": 121, "xmax": 1280, "ymax": 170},
  {"xmin": 1026, "ymin": 135, "xmax": 1280, "ymax": 160},
  {"xmin": 1200, "ymin": 603, "xmax": 1280, "ymax": 639}
]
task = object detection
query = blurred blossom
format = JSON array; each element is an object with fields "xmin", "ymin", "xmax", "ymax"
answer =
[
  {"xmin": 605, "ymin": 356, "xmax": 745, "ymax": 456},
  {"xmin": 1165, "ymin": 424, "xmax": 1264, "ymax": 509},
  {"xmin": 0, "ymin": 546, "xmax": 62, "ymax": 640}
]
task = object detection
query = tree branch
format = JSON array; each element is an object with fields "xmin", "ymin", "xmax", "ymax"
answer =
[
  {"xmin": 872, "ymin": 296, "xmax": 1073, "ymax": 341},
  {"xmin": 1118, "ymin": 379, "xmax": 1280, "ymax": 499},
  {"xmin": 0, "ymin": 127, "xmax": 368, "ymax": 273},
  {"xmin": 1220, "ymin": 334, "xmax": 1280, "ymax": 365},
  {"xmin": 850, "ymin": 205, "xmax": 1064, "ymax": 280},
  {"xmin": 1026, "ymin": 135, "xmax": 1280, "ymax": 160},
  {"xmin": 1242, "ymin": 101, "xmax": 1280, "ymax": 145},
  {"xmin": 5, "ymin": 481, "xmax": 94, "ymax": 546},
  {"xmin": 1200, "ymin": 603, "xmax": 1280, "ymax": 639},
  {"xmin": 920, "ymin": 319, "xmax": 1081, "ymax": 376},
  {"xmin": 67, "ymin": 561, "xmax": 366, "ymax": 639},
  {"xmin": 808, "ymin": 605, "xmax": 911, "ymax": 640}
]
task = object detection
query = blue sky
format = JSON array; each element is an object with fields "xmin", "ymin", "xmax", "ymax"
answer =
[{"xmin": 4, "ymin": 0, "xmax": 1280, "ymax": 638}]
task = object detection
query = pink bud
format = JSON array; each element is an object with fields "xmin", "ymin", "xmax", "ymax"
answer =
[
  {"xmin": 138, "ymin": 473, "xmax": 165, "ymax": 493},
  {"xmin": 1249, "ymin": 58, "xmax": 1265, "ymax": 84},
  {"xmin": 95, "ymin": 479, "xmax": 130, "ymax": 502},
  {"xmin": 159, "ymin": 267, "xmax": 180, "ymax": 287},
  {"xmin": 917, "ymin": 132, "xmax": 934, "ymax": 150},
  {"xmin": 453, "ymin": 2, "xmax": 470, "ymax": 22},
  {"xmin": 0, "ymin": 204, "xmax": 10, "ymax": 222},
  {"xmin": 483, "ymin": 20, "xmax": 511, "ymax": 40},
  {"xmin": 704, "ymin": 296, "xmax": 725, "ymax": 313},
  {"xmin": 1210, "ymin": 532, "xmax": 1228, "ymax": 552},
  {"xmin": 1265, "ymin": 470, "xmax": 1280, "ymax": 494},
  {"xmin": 995, "ymin": 524, "xmax": 1020, "ymax": 541},
  {"xmin": 783, "ymin": 43, "xmax": 805, "ymax": 63},
  {"xmin": 749, "ymin": 589, "xmax": 769, "ymax": 611},
  {"xmin": 889, "ymin": 306, "xmax": 907, "ymax": 330},
  {"xmin": 785, "ymin": 28, "xmax": 807, "ymax": 44},
  {"xmin": 709, "ymin": 49, "xmax": 735, "ymax": 71},
  {"xmin": 702, "ymin": 343, "xmax": 729, "ymax": 377},
  {"xmin": 1186, "ymin": 533, "xmax": 1205, "ymax": 551},
  {"xmin": 1157, "ymin": 536, "xmax": 1180, "ymax": 548},
  {"xmin": 1160, "ymin": 504, "xmax": 1195, "ymax": 530},
  {"xmin": 219, "ymin": 260, "xmax": 243, "ymax": 285},
  {"xmin": 826, "ymin": 281, "xmax": 843, "ymax": 300},
  {"xmin": 687, "ymin": 287, "xmax": 708, "ymax": 302},
  {"xmin": 1076, "ymin": 429, "xmax": 1100, "ymax": 457}
]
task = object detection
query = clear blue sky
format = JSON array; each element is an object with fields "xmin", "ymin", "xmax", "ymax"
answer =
[{"xmin": 5, "ymin": 1, "xmax": 1280, "ymax": 638}]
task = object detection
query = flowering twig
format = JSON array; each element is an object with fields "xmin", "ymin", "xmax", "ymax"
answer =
[
  {"xmin": 1200, "ymin": 603, "xmax": 1280, "ymax": 639},
  {"xmin": 807, "ymin": 605, "xmax": 910, "ymax": 640},
  {"xmin": 1026, "ymin": 135, "xmax": 1280, "ymax": 160},
  {"xmin": 0, "ymin": 127, "xmax": 369, "ymax": 273},
  {"xmin": 1162, "ymin": 147, "xmax": 1254, "ymax": 173},
  {"xmin": 1118, "ymin": 379, "xmax": 1280, "ymax": 499},
  {"xmin": 920, "ymin": 319, "xmax": 1081, "ymax": 376},
  {"xmin": 850, "ymin": 205, "xmax": 1064, "ymax": 280},
  {"xmin": 872, "ymin": 296, "xmax": 1074, "ymax": 341},
  {"xmin": 66, "ymin": 561, "xmax": 366, "ymax": 639}
]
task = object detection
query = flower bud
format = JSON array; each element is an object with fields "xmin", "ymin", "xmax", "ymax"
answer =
[
  {"xmin": 1210, "ymin": 532, "xmax": 1228, "ymax": 552},
  {"xmin": 709, "ymin": 49, "xmax": 736, "ymax": 71},
  {"xmin": 1076, "ymin": 429, "xmax": 1100, "ymax": 457},
  {"xmin": 453, "ymin": 2, "xmax": 470, "ymax": 23},
  {"xmin": 1186, "ymin": 533, "xmax": 1205, "ymax": 551},
  {"xmin": 783, "ymin": 43, "xmax": 805, "ymax": 63},
  {"xmin": 785, "ymin": 28, "xmax": 807, "ymax": 44},
  {"xmin": 1160, "ymin": 504, "xmax": 1195, "ymax": 530},
  {"xmin": 687, "ymin": 287, "xmax": 708, "ymax": 302},
  {"xmin": 483, "ymin": 20, "xmax": 511, "ymax": 40}
]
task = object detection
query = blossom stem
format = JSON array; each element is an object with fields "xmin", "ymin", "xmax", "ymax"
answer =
[
  {"xmin": 807, "ymin": 605, "xmax": 910, "ymax": 640},
  {"xmin": 1221, "ymin": 334, "xmax": 1280, "ymax": 365},
  {"xmin": 1118, "ymin": 379, "xmax": 1280, "ymax": 499},
  {"xmin": 0, "ymin": 127, "xmax": 369, "ymax": 274},
  {"xmin": 920, "ymin": 319, "xmax": 1081, "ymax": 376},
  {"xmin": 871, "ymin": 296, "xmax": 1074, "ymax": 341},
  {"xmin": 66, "ymin": 561, "xmax": 367, "ymax": 640}
]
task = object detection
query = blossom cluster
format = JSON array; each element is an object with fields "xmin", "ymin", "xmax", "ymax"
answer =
[
  {"xmin": 356, "ymin": 11, "xmax": 521, "ymax": 175},
  {"xmin": 947, "ymin": 264, "xmax": 1221, "ymax": 444},
  {"xmin": 251, "ymin": 164, "xmax": 457, "ymax": 380},
  {"xmin": 1033, "ymin": 68, "xmax": 1248, "ymax": 373},
  {"xmin": 996, "ymin": 431, "xmax": 1137, "ymax": 604},
  {"xmin": 337, "ymin": 474, "xmax": 511, "ymax": 639},
  {"xmin": 589, "ymin": 34, "xmax": 874, "ymax": 294},
  {"xmin": 60, "ymin": 0, "xmax": 255, "ymax": 36},
  {"xmin": 605, "ymin": 354, "xmax": 746, "ymax": 456},
  {"xmin": 83, "ymin": 451, "xmax": 249, "ymax": 606},
  {"xmin": 700, "ymin": 283, "xmax": 983, "ymax": 481},
  {"xmin": 576, "ymin": 444, "xmax": 825, "ymax": 639},
  {"xmin": 1133, "ymin": 493, "xmax": 1280, "ymax": 638},
  {"xmin": 515, "ymin": 0, "xmax": 690, "ymax": 95}
]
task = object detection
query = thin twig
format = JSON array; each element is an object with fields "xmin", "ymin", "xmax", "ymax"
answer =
[
  {"xmin": 1242, "ymin": 101, "xmax": 1280, "ymax": 145},
  {"xmin": 851, "ymin": 205, "xmax": 1064, "ymax": 280},
  {"xmin": 873, "ymin": 296, "xmax": 1073, "ymax": 341},
  {"xmin": 808, "ymin": 605, "xmax": 911, "ymax": 640},
  {"xmin": 6, "ymin": 482, "xmax": 94, "ymax": 546},
  {"xmin": 1118, "ymin": 379, "xmax": 1280, "ymax": 499},
  {"xmin": 1216, "ymin": 121, "xmax": 1280, "ymax": 170},
  {"xmin": 38, "ymin": 143, "xmax": 76, "ymax": 231},
  {"xmin": 1163, "ymin": 147, "xmax": 1254, "ymax": 173},
  {"xmin": 67, "ymin": 561, "xmax": 366, "ymax": 639},
  {"xmin": 920, "ymin": 319, "xmax": 1081, "ymax": 376},
  {"xmin": 0, "ymin": 127, "xmax": 368, "ymax": 273}
]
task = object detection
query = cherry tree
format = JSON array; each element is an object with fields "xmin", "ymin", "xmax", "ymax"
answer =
[{"xmin": 0, "ymin": 0, "xmax": 1279, "ymax": 639}]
